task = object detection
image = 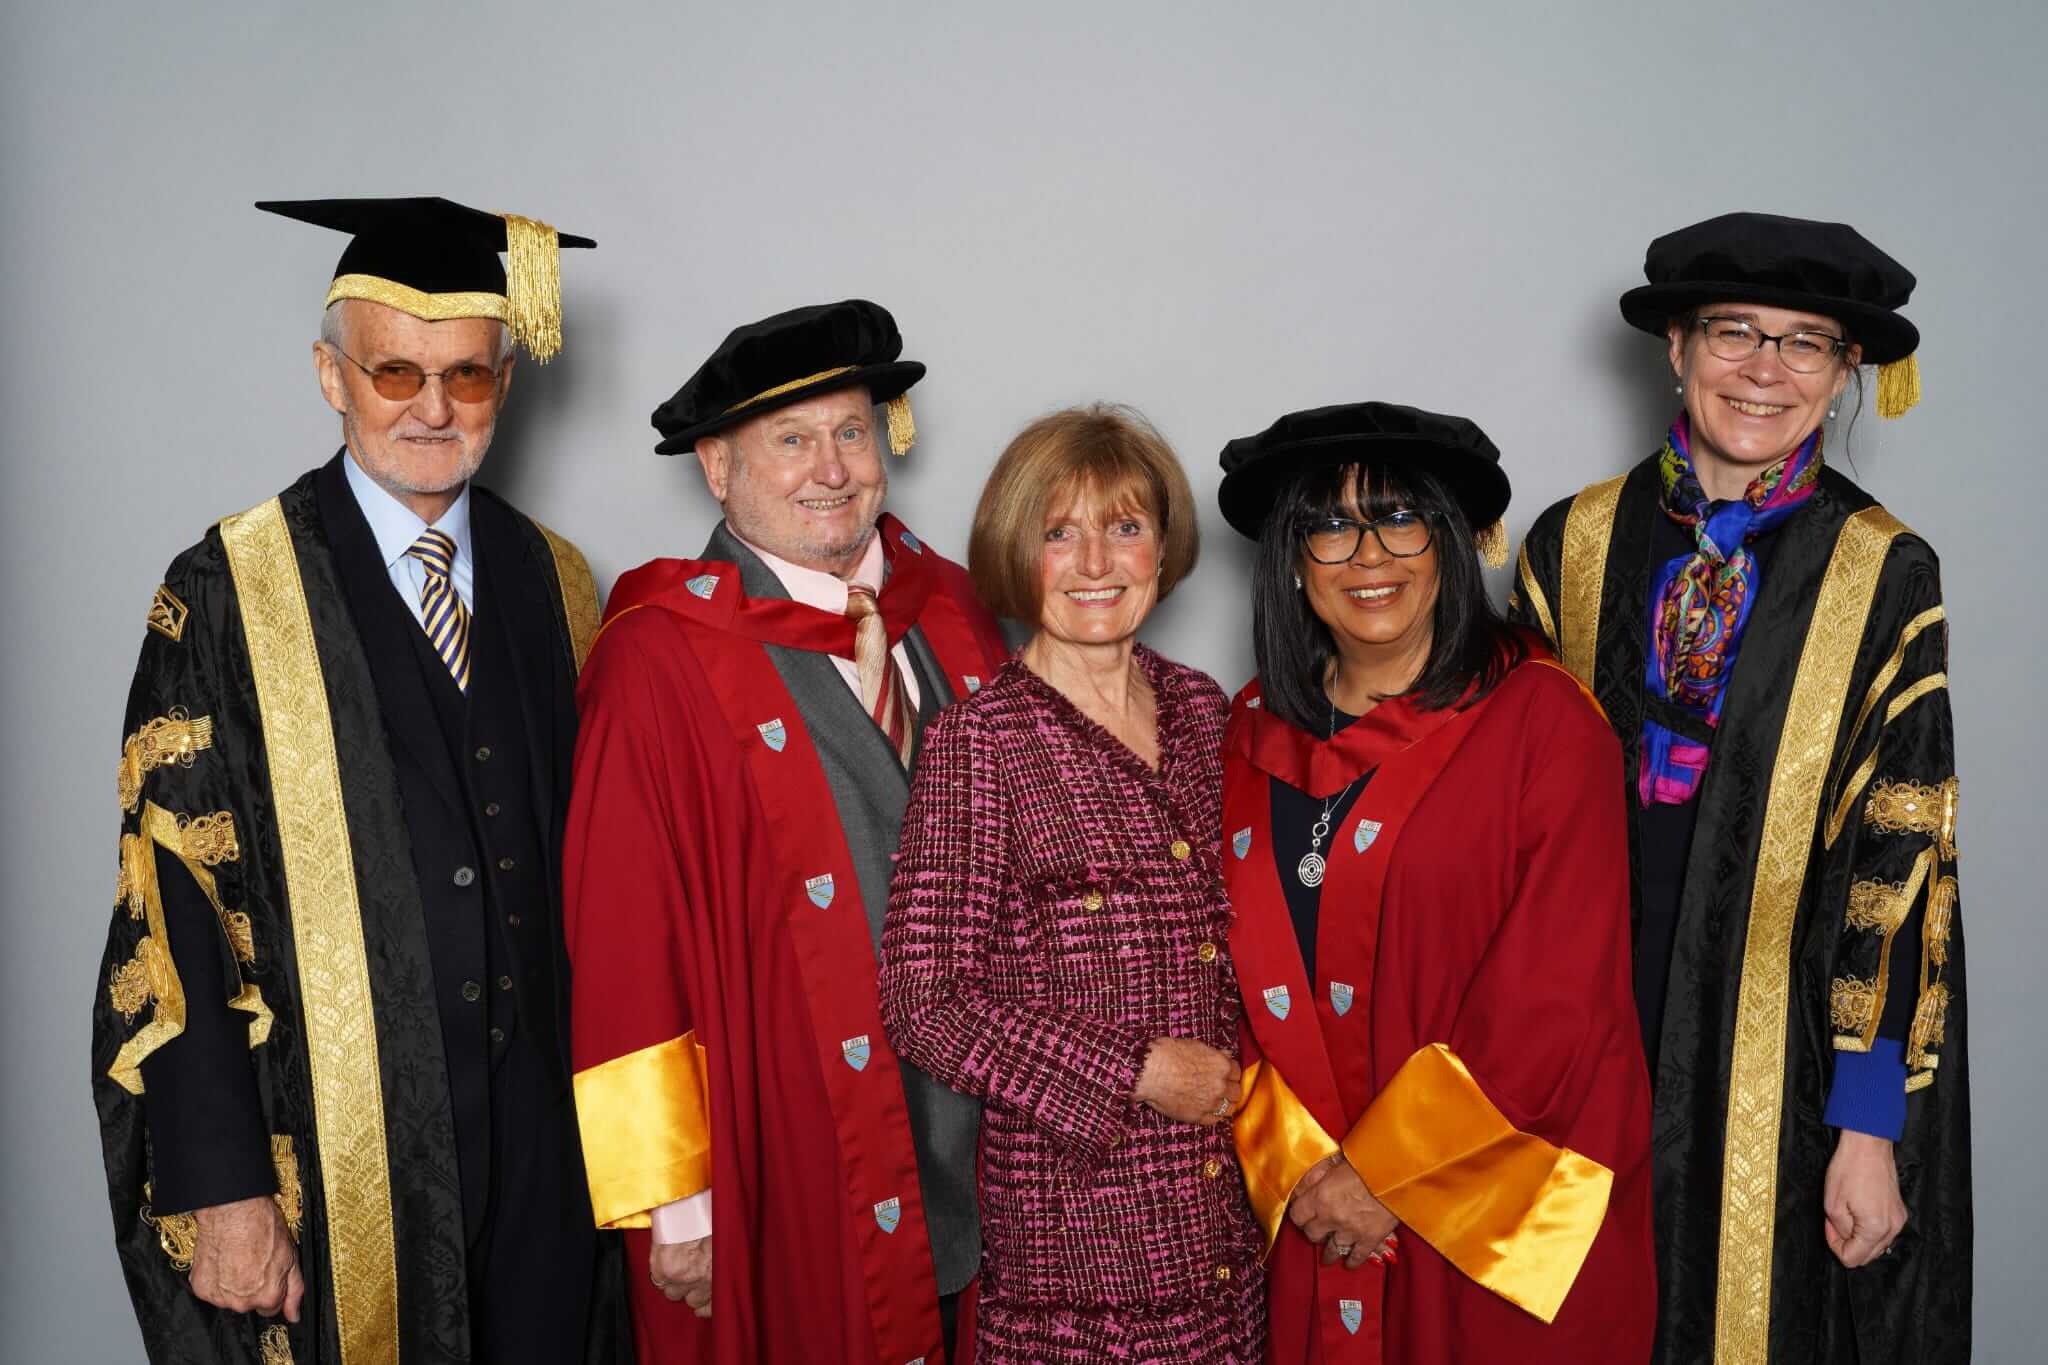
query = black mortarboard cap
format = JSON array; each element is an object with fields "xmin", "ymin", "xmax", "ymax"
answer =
[
  {"xmin": 257, "ymin": 196, "xmax": 594, "ymax": 361},
  {"xmin": 651, "ymin": 299, "xmax": 925, "ymax": 456},
  {"xmin": 1619, "ymin": 211, "xmax": 1921, "ymax": 415},
  {"xmin": 1217, "ymin": 401, "xmax": 1512, "ymax": 564}
]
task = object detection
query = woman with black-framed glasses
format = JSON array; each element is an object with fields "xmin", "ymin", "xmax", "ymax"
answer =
[
  {"xmin": 1511, "ymin": 212, "xmax": 1972, "ymax": 1364},
  {"xmin": 1216, "ymin": 401, "xmax": 1655, "ymax": 1364}
]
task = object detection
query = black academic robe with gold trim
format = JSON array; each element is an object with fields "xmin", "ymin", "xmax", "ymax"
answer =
[
  {"xmin": 91, "ymin": 460, "xmax": 629, "ymax": 1365},
  {"xmin": 1511, "ymin": 455, "xmax": 1970, "ymax": 1365}
]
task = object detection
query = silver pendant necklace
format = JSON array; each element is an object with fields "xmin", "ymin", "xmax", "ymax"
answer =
[{"xmin": 1298, "ymin": 696, "xmax": 1360, "ymax": 888}]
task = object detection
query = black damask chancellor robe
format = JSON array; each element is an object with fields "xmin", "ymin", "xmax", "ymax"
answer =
[
  {"xmin": 91, "ymin": 457, "xmax": 630, "ymax": 1364},
  {"xmin": 1511, "ymin": 455, "xmax": 1971, "ymax": 1365}
]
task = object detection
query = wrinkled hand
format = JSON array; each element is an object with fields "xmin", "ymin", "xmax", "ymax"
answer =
[
  {"xmin": 1133, "ymin": 1037, "xmax": 1242, "ymax": 1126},
  {"xmin": 190, "ymin": 1195, "xmax": 302, "ymax": 1321},
  {"xmin": 652, "ymin": 1235, "xmax": 713, "ymax": 1316},
  {"xmin": 1291, "ymin": 1154, "xmax": 1399, "ymax": 1270},
  {"xmin": 1823, "ymin": 1131, "xmax": 1907, "ymax": 1268}
]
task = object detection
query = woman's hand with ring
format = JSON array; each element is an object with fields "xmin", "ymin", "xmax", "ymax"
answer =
[{"xmin": 1134, "ymin": 1037, "xmax": 1242, "ymax": 1126}]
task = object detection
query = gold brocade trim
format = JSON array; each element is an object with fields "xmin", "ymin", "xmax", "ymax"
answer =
[
  {"xmin": 118, "ymin": 709, "xmax": 215, "ymax": 813},
  {"xmin": 1905, "ymin": 1070, "xmax": 1934, "ymax": 1093},
  {"xmin": 1927, "ymin": 876, "xmax": 1957, "ymax": 966},
  {"xmin": 1907, "ymin": 982, "xmax": 1951, "ymax": 1069},
  {"xmin": 1558, "ymin": 475, "xmax": 1626, "ymax": 690},
  {"xmin": 1824, "ymin": 599, "xmax": 1946, "ymax": 848},
  {"xmin": 220, "ymin": 497, "xmax": 397, "ymax": 1362},
  {"xmin": 1715, "ymin": 506, "xmax": 1902, "ymax": 1365},
  {"xmin": 148, "ymin": 585, "xmax": 189, "ymax": 641},
  {"xmin": 176, "ymin": 810, "xmax": 239, "ymax": 866},
  {"xmin": 573, "ymin": 1032, "xmax": 714, "ymax": 1229},
  {"xmin": 223, "ymin": 909, "xmax": 256, "ymax": 964},
  {"xmin": 721, "ymin": 365, "xmax": 857, "ymax": 416},
  {"xmin": 140, "ymin": 1185, "xmax": 199, "ymax": 1271},
  {"xmin": 534, "ymin": 520, "xmax": 601, "ymax": 672},
  {"xmin": 1865, "ymin": 777, "xmax": 1959, "ymax": 858},
  {"xmin": 326, "ymin": 273, "xmax": 507, "ymax": 322},
  {"xmin": 107, "ymin": 802, "xmax": 274, "ymax": 1094},
  {"xmin": 1844, "ymin": 879, "xmax": 1912, "ymax": 933},
  {"xmin": 272, "ymin": 1134, "xmax": 304, "ymax": 1241},
  {"xmin": 1827, "ymin": 607, "xmax": 1943, "ymax": 811},
  {"xmin": 260, "ymin": 1325, "xmax": 295, "ymax": 1365},
  {"xmin": 1515, "ymin": 542, "xmax": 1558, "ymax": 650},
  {"xmin": 1830, "ymin": 976, "xmax": 1880, "ymax": 1033}
]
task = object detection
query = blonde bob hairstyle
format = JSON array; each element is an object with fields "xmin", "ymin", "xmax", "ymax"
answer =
[{"xmin": 968, "ymin": 404, "xmax": 1199, "ymax": 622}]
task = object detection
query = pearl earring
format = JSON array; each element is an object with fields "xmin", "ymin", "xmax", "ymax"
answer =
[
  {"xmin": 1674, "ymin": 382, "xmax": 1684, "ymax": 396},
  {"xmin": 1293, "ymin": 573, "xmax": 1303, "ymax": 590},
  {"xmin": 1828, "ymin": 404, "xmax": 1839, "ymax": 420}
]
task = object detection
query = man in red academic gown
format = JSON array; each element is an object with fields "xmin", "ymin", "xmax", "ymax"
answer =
[{"xmin": 564, "ymin": 300, "xmax": 1009, "ymax": 1364}]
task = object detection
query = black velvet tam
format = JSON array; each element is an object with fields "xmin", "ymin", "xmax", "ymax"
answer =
[
  {"xmin": 651, "ymin": 299, "xmax": 925, "ymax": 455},
  {"xmin": 1216, "ymin": 401, "xmax": 1511, "ymax": 540},
  {"xmin": 1619, "ymin": 212, "xmax": 1918, "ymax": 364},
  {"xmin": 255, "ymin": 196, "xmax": 596, "ymax": 295}
]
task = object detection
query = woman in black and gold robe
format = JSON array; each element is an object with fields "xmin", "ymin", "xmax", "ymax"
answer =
[{"xmin": 1512, "ymin": 212, "xmax": 1969, "ymax": 1365}]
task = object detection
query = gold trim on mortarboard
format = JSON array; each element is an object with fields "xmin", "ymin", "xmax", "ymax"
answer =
[
  {"xmin": 325, "ymin": 275, "xmax": 508, "ymax": 323},
  {"xmin": 718, "ymin": 365, "xmax": 916, "ymax": 456}
]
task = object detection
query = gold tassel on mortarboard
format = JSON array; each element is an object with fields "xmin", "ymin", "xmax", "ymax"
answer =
[
  {"xmin": 501, "ymin": 214, "xmax": 563, "ymax": 363},
  {"xmin": 1474, "ymin": 518, "xmax": 1509, "ymax": 569},
  {"xmin": 1877, "ymin": 354, "xmax": 1920, "ymax": 419},
  {"xmin": 884, "ymin": 394, "xmax": 916, "ymax": 456}
]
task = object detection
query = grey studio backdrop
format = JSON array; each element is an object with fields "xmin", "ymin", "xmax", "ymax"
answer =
[{"xmin": 3, "ymin": 1, "xmax": 2041, "ymax": 1359}]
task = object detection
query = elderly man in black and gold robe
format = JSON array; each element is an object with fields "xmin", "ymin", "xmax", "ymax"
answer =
[{"xmin": 91, "ymin": 197, "xmax": 630, "ymax": 1365}]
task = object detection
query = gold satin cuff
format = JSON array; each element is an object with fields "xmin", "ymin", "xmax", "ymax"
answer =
[
  {"xmin": 1344, "ymin": 1043, "xmax": 1613, "ymax": 1324},
  {"xmin": 1232, "ymin": 1060, "xmax": 1340, "ymax": 1257},
  {"xmin": 573, "ymin": 1032, "xmax": 713, "ymax": 1229}
]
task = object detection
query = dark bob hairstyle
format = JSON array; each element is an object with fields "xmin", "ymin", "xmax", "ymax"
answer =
[{"xmin": 1251, "ymin": 460, "xmax": 1523, "ymax": 730}]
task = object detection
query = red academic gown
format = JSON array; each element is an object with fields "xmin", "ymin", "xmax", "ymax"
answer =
[
  {"xmin": 1226, "ymin": 644, "xmax": 1657, "ymax": 1364},
  {"xmin": 564, "ymin": 516, "xmax": 1009, "ymax": 1364}
]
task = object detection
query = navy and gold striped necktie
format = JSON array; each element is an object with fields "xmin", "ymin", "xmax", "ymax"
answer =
[{"xmin": 406, "ymin": 528, "xmax": 471, "ymax": 692}]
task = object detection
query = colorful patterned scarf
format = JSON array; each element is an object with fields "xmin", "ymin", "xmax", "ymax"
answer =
[{"xmin": 1639, "ymin": 412, "xmax": 1822, "ymax": 805}]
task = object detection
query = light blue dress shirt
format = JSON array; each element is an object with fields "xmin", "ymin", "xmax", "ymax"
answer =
[{"xmin": 341, "ymin": 453, "xmax": 476, "ymax": 625}]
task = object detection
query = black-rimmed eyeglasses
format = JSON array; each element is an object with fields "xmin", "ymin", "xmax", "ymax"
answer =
[{"xmin": 1301, "ymin": 510, "xmax": 1434, "ymax": 563}]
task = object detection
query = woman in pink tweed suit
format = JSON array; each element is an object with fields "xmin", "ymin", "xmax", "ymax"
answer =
[{"xmin": 881, "ymin": 406, "xmax": 1266, "ymax": 1363}]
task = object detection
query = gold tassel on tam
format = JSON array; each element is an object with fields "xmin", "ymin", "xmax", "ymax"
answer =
[
  {"xmin": 1877, "ymin": 354, "xmax": 1920, "ymax": 419},
  {"xmin": 501, "ymin": 213, "xmax": 563, "ymax": 362},
  {"xmin": 1474, "ymin": 518, "xmax": 1509, "ymax": 569},
  {"xmin": 884, "ymin": 394, "xmax": 917, "ymax": 456}
]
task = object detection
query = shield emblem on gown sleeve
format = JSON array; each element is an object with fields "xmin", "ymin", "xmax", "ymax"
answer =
[
  {"xmin": 685, "ymin": 573, "xmax": 720, "ymax": 599},
  {"xmin": 757, "ymin": 719, "xmax": 787, "ymax": 752},
  {"xmin": 1340, "ymin": 1298, "xmax": 1363, "ymax": 1334},
  {"xmin": 1354, "ymin": 818, "xmax": 1382, "ymax": 853},
  {"xmin": 1263, "ymin": 985, "xmax": 1291, "ymax": 1021},
  {"xmin": 963, "ymin": 674, "xmax": 981, "ymax": 694},
  {"xmin": 873, "ymin": 1196, "xmax": 901, "ymax": 1233},
  {"xmin": 841, "ymin": 1035, "xmax": 870, "ymax": 1072},
  {"xmin": 900, "ymin": 530, "xmax": 924, "ymax": 554},
  {"xmin": 1329, "ymin": 982, "xmax": 1354, "ymax": 1016},
  {"xmin": 805, "ymin": 874, "xmax": 835, "ymax": 909},
  {"xmin": 1232, "ymin": 827, "xmax": 1252, "ymax": 860}
]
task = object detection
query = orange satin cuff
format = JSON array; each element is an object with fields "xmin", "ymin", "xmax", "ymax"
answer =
[
  {"xmin": 1232, "ymin": 1059, "xmax": 1341, "ymax": 1258},
  {"xmin": 1344, "ymin": 1043, "xmax": 1613, "ymax": 1324},
  {"xmin": 572, "ymin": 1032, "xmax": 713, "ymax": 1229}
]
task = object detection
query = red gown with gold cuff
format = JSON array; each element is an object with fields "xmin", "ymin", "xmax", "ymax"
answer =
[{"xmin": 1227, "ymin": 641, "xmax": 1656, "ymax": 1363}]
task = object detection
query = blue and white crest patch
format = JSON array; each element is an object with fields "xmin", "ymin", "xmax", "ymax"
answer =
[
  {"xmin": 841, "ymin": 1034, "xmax": 871, "ymax": 1071},
  {"xmin": 899, "ymin": 530, "xmax": 924, "ymax": 554},
  {"xmin": 1232, "ymin": 827, "xmax": 1253, "ymax": 860},
  {"xmin": 873, "ymin": 1196, "xmax": 901, "ymax": 1234},
  {"xmin": 1263, "ymin": 985, "xmax": 1291, "ymax": 1021},
  {"xmin": 1329, "ymin": 982, "xmax": 1354, "ymax": 1016},
  {"xmin": 1353, "ymin": 818, "xmax": 1382, "ymax": 854},
  {"xmin": 1339, "ymin": 1298, "xmax": 1363, "ymax": 1334},
  {"xmin": 757, "ymin": 718, "xmax": 787, "ymax": 752},
  {"xmin": 1246, "ymin": 696, "xmax": 1262, "ymax": 709},
  {"xmin": 805, "ymin": 874, "xmax": 835, "ymax": 909},
  {"xmin": 963, "ymin": 674, "xmax": 981, "ymax": 694},
  {"xmin": 684, "ymin": 573, "xmax": 719, "ymax": 600}
]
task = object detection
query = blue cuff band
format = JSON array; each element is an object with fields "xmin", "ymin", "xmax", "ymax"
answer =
[{"xmin": 1824, "ymin": 1037, "xmax": 1908, "ymax": 1141}]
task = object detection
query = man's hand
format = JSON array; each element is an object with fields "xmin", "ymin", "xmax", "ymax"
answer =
[
  {"xmin": 1823, "ymin": 1130, "xmax": 1908, "ymax": 1268},
  {"xmin": 651, "ymin": 1235, "xmax": 713, "ymax": 1317},
  {"xmin": 1133, "ymin": 1037, "xmax": 1242, "ymax": 1126},
  {"xmin": 190, "ymin": 1195, "xmax": 302, "ymax": 1321},
  {"xmin": 1290, "ymin": 1154, "xmax": 1398, "ymax": 1270}
]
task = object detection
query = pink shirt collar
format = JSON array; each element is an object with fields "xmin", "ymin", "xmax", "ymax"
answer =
[{"xmin": 732, "ymin": 527, "xmax": 886, "ymax": 611}]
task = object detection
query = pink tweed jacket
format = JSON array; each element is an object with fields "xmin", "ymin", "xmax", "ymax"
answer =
[{"xmin": 880, "ymin": 645, "xmax": 1262, "ymax": 1310}]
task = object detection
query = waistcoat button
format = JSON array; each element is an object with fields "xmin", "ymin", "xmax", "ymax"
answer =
[
  {"xmin": 452, "ymin": 866, "xmax": 476, "ymax": 887},
  {"xmin": 461, "ymin": 980, "xmax": 481, "ymax": 1002}
]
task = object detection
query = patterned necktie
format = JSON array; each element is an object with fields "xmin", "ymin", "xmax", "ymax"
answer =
[
  {"xmin": 406, "ymin": 528, "xmax": 471, "ymax": 693},
  {"xmin": 844, "ymin": 583, "xmax": 914, "ymax": 768}
]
